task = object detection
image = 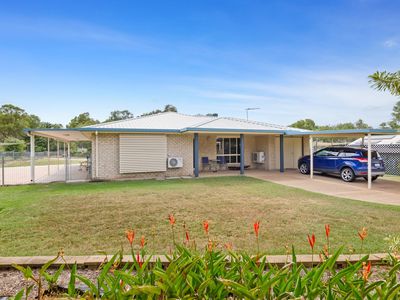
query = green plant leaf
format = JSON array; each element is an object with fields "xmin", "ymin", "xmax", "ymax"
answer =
[
  {"xmin": 68, "ymin": 263, "xmax": 77, "ymax": 297},
  {"xmin": 76, "ymin": 274, "xmax": 98, "ymax": 296}
]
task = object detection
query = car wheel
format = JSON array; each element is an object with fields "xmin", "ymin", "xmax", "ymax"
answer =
[
  {"xmin": 299, "ymin": 163, "xmax": 309, "ymax": 174},
  {"xmin": 340, "ymin": 167, "xmax": 355, "ymax": 182},
  {"xmin": 363, "ymin": 176, "xmax": 378, "ymax": 182}
]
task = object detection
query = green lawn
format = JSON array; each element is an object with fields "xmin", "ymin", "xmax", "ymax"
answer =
[{"xmin": 0, "ymin": 176, "xmax": 399, "ymax": 257}]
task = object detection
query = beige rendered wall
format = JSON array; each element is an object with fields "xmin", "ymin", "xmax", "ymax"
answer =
[
  {"xmin": 91, "ymin": 133, "xmax": 194, "ymax": 180},
  {"xmin": 254, "ymin": 135, "xmax": 275, "ymax": 170},
  {"xmin": 272, "ymin": 136, "xmax": 306, "ymax": 169}
]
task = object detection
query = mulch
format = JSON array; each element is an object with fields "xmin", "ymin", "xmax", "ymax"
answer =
[{"xmin": 0, "ymin": 268, "xmax": 100, "ymax": 298}]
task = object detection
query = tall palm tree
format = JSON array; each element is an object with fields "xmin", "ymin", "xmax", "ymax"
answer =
[{"xmin": 369, "ymin": 71, "xmax": 400, "ymax": 96}]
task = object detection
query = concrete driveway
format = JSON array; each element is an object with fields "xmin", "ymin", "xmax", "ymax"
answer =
[{"xmin": 246, "ymin": 170, "xmax": 400, "ymax": 206}]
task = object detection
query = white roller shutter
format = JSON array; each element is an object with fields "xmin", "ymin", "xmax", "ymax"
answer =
[{"xmin": 119, "ymin": 135, "xmax": 167, "ymax": 173}]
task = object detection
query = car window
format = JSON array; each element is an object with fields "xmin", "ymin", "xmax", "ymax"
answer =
[
  {"xmin": 361, "ymin": 150, "xmax": 380, "ymax": 159},
  {"xmin": 315, "ymin": 149, "xmax": 339, "ymax": 157},
  {"xmin": 338, "ymin": 150, "xmax": 359, "ymax": 157}
]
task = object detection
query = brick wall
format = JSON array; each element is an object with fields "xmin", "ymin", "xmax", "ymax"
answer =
[{"xmin": 91, "ymin": 133, "xmax": 194, "ymax": 180}]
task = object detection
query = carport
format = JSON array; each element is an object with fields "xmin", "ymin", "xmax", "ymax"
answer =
[
  {"xmin": 289, "ymin": 129, "xmax": 400, "ymax": 189},
  {"xmin": 25, "ymin": 128, "xmax": 92, "ymax": 183}
]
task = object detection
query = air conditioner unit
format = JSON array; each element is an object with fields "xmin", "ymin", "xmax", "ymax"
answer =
[
  {"xmin": 167, "ymin": 157, "xmax": 183, "ymax": 168},
  {"xmin": 252, "ymin": 152, "xmax": 265, "ymax": 164}
]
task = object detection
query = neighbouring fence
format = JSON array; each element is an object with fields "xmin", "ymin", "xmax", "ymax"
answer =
[
  {"xmin": 371, "ymin": 144, "xmax": 400, "ymax": 176},
  {"xmin": 0, "ymin": 151, "xmax": 91, "ymax": 186}
]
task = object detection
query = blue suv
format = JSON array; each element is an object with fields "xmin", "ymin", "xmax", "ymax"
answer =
[{"xmin": 298, "ymin": 147, "xmax": 385, "ymax": 182}]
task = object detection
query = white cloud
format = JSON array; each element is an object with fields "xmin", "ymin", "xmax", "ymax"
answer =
[
  {"xmin": 383, "ymin": 39, "xmax": 398, "ymax": 48},
  {"xmin": 0, "ymin": 16, "xmax": 154, "ymax": 50},
  {"xmin": 170, "ymin": 68, "xmax": 397, "ymax": 126}
]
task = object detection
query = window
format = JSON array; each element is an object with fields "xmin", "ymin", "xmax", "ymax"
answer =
[
  {"xmin": 216, "ymin": 137, "xmax": 241, "ymax": 163},
  {"xmin": 338, "ymin": 150, "xmax": 359, "ymax": 157},
  {"xmin": 361, "ymin": 150, "xmax": 380, "ymax": 159},
  {"xmin": 119, "ymin": 135, "xmax": 167, "ymax": 173},
  {"xmin": 315, "ymin": 148, "xmax": 339, "ymax": 157}
]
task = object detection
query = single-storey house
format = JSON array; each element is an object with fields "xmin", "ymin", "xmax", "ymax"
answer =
[{"xmin": 26, "ymin": 112, "xmax": 399, "ymax": 188}]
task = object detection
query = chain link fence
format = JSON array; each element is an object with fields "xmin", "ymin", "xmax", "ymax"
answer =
[
  {"xmin": 371, "ymin": 145, "xmax": 400, "ymax": 176},
  {"xmin": 0, "ymin": 151, "xmax": 91, "ymax": 186}
]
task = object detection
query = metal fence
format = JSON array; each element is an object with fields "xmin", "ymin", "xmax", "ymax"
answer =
[
  {"xmin": 371, "ymin": 145, "xmax": 400, "ymax": 176},
  {"xmin": 0, "ymin": 151, "xmax": 91, "ymax": 186}
]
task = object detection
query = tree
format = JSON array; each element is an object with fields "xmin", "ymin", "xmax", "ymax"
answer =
[
  {"xmin": 289, "ymin": 119, "xmax": 317, "ymax": 130},
  {"xmin": 387, "ymin": 101, "xmax": 400, "ymax": 129},
  {"xmin": 206, "ymin": 113, "xmax": 219, "ymax": 117},
  {"xmin": 355, "ymin": 119, "xmax": 370, "ymax": 129},
  {"xmin": 141, "ymin": 104, "xmax": 178, "ymax": 116},
  {"xmin": 163, "ymin": 104, "xmax": 177, "ymax": 112},
  {"xmin": 369, "ymin": 71, "xmax": 400, "ymax": 97},
  {"xmin": 67, "ymin": 112, "xmax": 99, "ymax": 128},
  {"xmin": 105, "ymin": 110, "xmax": 134, "ymax": 122},
  {"xmin": 0, "ymin": 104, "xmax": 40, "ymax": 141},
  {"xmin": 3, "ymin": 137, "xmax": 26, "ymax": 152}
]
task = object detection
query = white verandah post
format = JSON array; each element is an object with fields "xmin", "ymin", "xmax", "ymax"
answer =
[
  {"xmin": 367, "ymin": 133, "xmax": 372, "ymax": 189},
  {"xmin": 64, "ymin": 142, "xmax": 67, "ymax": 181},
  {"xmin": 309, "ymin": 135, "xmax": 313, "ymax": 179},
  {"xmin": 30, "ymin": 134, "xmax": 35, "ymax": 183},
  {"xmin": 95, "ymin": 131, "xmax": 99, "ymax": 179}
]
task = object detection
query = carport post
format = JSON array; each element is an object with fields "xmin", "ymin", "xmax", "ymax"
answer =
[
  {"xmin": 367, "ymin": 133, "xmax": 372, "ymax": 189},
  {"xmin": 240, "ymin": 134, "xmax": 245, "ymax": 175},
  {"xmin": 64, "ymin": 142, "xmax": 68, "ymax": 181},
  {"xmin": 30, "ymin": 134, "xmax": 35, "ymax": 183},
  {"xmin": 194, "ymin": 133, "xmax": 199, "ymax": 177},
  {"xmin": 309, "ymin": 135, "xmax": 314, "ymax": 179},
  {"xmin": 47, "ymin": 138, "xmax": 50, "ymax": 176},
  {"xmin": 279, "ymin": 134, "xmax": 284, "ymax": 172},
  {"xmin": 67, "ymin": 142, "xmax": 71, "ymax": 181},
  {"xmin": 57, "ymin": 141, "xmax": 60, "ymax": 171}
]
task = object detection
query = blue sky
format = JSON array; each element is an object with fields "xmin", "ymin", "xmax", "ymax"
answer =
[{"xmin": 0, "ymin": 0, "xmax": 399, "ymax": 127}]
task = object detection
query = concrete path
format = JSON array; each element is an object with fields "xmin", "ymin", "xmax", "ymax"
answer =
[
  {"xmin": 1, "ymin": 164, "xmax": 88, "ymax": 185},
  {"xmin": 246, "ymin": 170, "xmax": 400, "ymax": 206},
  {"xmin": 0, "ymin": 253, "xmax": 388, "ymax": 269}
]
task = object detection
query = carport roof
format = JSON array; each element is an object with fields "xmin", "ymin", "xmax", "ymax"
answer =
[{"xmin": 287, "ymin": 128, "xmax": 399, "ymax": 137}]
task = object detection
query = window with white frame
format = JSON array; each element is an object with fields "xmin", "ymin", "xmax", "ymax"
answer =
[{"xmin": 216, "ymin": 137, "xmax": 241, "ymax": 163}]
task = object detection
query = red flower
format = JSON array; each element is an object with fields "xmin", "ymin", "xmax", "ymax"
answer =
[
  {"xmin": 358, "ymin": 227, "xmax": 367, "ymax": 241},
  {"xmin": 253, "ymin": 221, "xmax": 260, "ymax": 237},
  {"xmin": 224, "ymin": 242, "xmax": 233, "ymax": 250},
  {"xmin": 168, "ymin": 214, "xmax": 176, "ymax": 226},
  {"xmin": 307, "ymin": 234, "xmax": 316, "ymax": 250},
  {"xmin": 125, "ymin": 229, "xmax": 135, "ymax": 245},
  {"xmin": 136, "ymin": 252, "xmax": 143, "ymax": 268},
  {"xmin": 362, "ymin": 261, "xmax": 371, "ymax": 281},
  {"xmin": 140, "ymin": 235, "xmax": 145, "ymax": 248},
  {"xmin": 185, "ymin": 230, "xmax": 190, "ymax": 243},
  {"xmin": 203, "ymin": 220, "xmax": 209, "ymax": 235},
  {"xmin": 325, "ymin": 224, "xmax": 330, "ymax": 238}
]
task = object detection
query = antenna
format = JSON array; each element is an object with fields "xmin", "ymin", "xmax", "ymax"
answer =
[{"xmin": 245, "ymin": 107, "xmax": 260, "ymax": 120}]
